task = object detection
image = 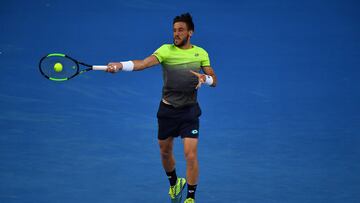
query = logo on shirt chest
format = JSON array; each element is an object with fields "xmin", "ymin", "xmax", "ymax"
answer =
[{"xmin": 194, "ymin": 53, "xmax": 199, "ymax": 57}]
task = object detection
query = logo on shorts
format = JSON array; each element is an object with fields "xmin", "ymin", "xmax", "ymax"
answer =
[{"xmin": 191, "ymin": 130, "xmax": 198, "ymax": 134}]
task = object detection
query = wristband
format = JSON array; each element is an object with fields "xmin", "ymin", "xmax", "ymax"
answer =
[
  {"xmin": 120, "ymin": 61, "xmax": 134, "ymax": 71},
  {"xmin": 204, "ymin": 75, "xmax": 214, "ymax": 85}
]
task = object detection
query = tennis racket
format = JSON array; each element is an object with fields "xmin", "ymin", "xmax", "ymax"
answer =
[{"xmin": 39, "ymin": 53, "xmax": 107, "ymax": 81}]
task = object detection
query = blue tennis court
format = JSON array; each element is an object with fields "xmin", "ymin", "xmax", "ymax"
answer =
[{"xmin": 1, "ymin": 0, "xmax": 359, "ymax": 202}]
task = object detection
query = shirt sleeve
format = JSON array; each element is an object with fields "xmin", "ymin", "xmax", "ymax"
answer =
[
  {"xmin": 201, "ymin": 50, "xmax": 211, "ymax": 67},
  {"xmin": 152, "ymin": 44, "xmax": 169, "ymax": 63}
]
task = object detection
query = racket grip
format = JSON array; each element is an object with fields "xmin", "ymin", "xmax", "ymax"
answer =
[{"xmin": 92, "ymin": 65, "xmax": 108, "ymax": 70}]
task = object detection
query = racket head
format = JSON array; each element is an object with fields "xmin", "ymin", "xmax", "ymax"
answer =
[{"xmin": 39, "ymin": 53, "xmax": 80, "ymax": 81}]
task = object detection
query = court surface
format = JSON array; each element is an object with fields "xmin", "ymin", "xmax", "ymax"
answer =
[{"xmin": 0, "ymin": 0, "xmax": 359, "ymax": 202}]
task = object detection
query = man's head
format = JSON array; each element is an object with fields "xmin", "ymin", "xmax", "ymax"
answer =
[{"xmin": 173, "ymin": 13, "xmax": 194, "ymax": 48}]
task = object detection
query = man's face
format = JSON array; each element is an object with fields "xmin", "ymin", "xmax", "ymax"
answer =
[{"xmin": 173, "ymin": 22, "xmax": 192, "ymax": 47}]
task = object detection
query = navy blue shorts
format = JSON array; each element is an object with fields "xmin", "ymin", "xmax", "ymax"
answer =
[{"xmin": 157, "ymin": 101, "xmax": 202, "ymax": 140}]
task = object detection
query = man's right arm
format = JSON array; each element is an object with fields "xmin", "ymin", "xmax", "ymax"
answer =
[{"xmin": 106, "ymin": 55, "xmax": 160, "ymax": 73}]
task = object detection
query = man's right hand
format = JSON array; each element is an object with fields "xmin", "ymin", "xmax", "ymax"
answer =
[{"xmin": 106, "ymin": 62, "xmax": 123, "ymax": 73}]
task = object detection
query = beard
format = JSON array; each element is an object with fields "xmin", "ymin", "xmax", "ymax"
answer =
[{"xmin": 174, "ymin": 36, "xmax": 189, "ymax": 47}]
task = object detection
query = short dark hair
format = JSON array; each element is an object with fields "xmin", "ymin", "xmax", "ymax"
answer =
[{"xmin": 173, "ymin": 13, "xmax": 194, "ymax": 31}]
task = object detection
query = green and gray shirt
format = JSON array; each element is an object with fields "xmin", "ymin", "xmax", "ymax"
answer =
[{"xmin": 153, "ymin": 44, "xmax": 211, "ymax": 108}]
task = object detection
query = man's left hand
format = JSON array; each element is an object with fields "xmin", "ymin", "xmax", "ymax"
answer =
[{"xmin": 190, "ymin": 70, "xmax": 206, "ymax": 89}]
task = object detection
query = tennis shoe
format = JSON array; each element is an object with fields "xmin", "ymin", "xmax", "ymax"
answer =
[
  {"xmin": 169, "ymin": 177, "xmax": 186, "ymax": 199},
  {"xmin": 184, "ymin": 198, "xmax": 195, "ymax": 203}
]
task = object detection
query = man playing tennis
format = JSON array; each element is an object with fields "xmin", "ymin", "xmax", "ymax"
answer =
[{"xmin": 106, "ymin": 13, "xmax": 217, "ymax": 203}]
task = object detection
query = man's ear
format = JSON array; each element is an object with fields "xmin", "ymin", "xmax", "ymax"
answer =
[{"xmin": 189, "ymin": 30, "xmax": 194, "ymax": 37}]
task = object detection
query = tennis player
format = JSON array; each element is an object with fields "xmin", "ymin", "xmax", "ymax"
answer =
[{"xmin": 106, "ymin": 13, "xmax": 217, "ymax": 203}]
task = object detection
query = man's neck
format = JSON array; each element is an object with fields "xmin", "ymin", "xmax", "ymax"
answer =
[{"xmin": 177, "ymin": 43, "xmax": 192, "ymax": 49}]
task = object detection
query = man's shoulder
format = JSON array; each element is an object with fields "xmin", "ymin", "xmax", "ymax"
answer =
[
  {"xmin": 154, "ymin": 44, "xmax": 175, "ymax": 54},
  {"xmin": 192, "ymin": 45, "xmax": 208, "ymax": 55},
  {"xmin": 154, "ymin": 44, "xmax": 172, "ymax": 55}
]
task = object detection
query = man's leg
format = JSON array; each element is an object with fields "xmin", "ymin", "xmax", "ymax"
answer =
[
  {"xmin": 159, "ymin": 136, "xmax": 175, "ymax": 172},
  {"xmin": 159, "ymin": 137, "xmax": 186, "ymax": 200},
  {"xmin": 184, "ymin": 137, "xmax": 199, "ymax": 200}
]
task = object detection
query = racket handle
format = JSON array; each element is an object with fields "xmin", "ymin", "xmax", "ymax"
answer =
[{"xmin": 92, "ymin": 65, "xmax": 108, "ymax": 70}]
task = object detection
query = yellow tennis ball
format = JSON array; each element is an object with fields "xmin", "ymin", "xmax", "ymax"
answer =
[{"xmin": 54, "ymin": 62, "xmax": 63, "ymax": 72}]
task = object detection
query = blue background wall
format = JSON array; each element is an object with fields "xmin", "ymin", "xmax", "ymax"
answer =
[{"xmin": 1, "ymin": 0, "xmax": 359, "ymax": 202}]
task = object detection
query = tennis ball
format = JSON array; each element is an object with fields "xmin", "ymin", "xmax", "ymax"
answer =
[{"xmin": 54, "ymin": 62, "xmax": 63, "ymax": 72}]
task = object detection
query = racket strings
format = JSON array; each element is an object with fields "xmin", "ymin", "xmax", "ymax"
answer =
[{"xmin": 39, "ymin": 56, "xmax": 78, "ymax": 80}]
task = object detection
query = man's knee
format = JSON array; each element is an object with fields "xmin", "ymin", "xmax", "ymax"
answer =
[
  {"xmin": 160, "ymin": 149, "xmax": 173, "ymax": 160},
  {"xmin": 185, "ymin": 150, "xmax": 197, "ymax": 163},
  {"xmin": 159, "ymin": 138, "xmax": 174, "ymax": 160},
  {"xmin": 184, "ymin": 138, "xmax": 198, "ymax": 163}
]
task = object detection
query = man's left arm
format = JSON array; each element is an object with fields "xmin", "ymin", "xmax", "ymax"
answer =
[{"xmin": 190, "ymin": 66, "xmax": 217, "ymax": 89}]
